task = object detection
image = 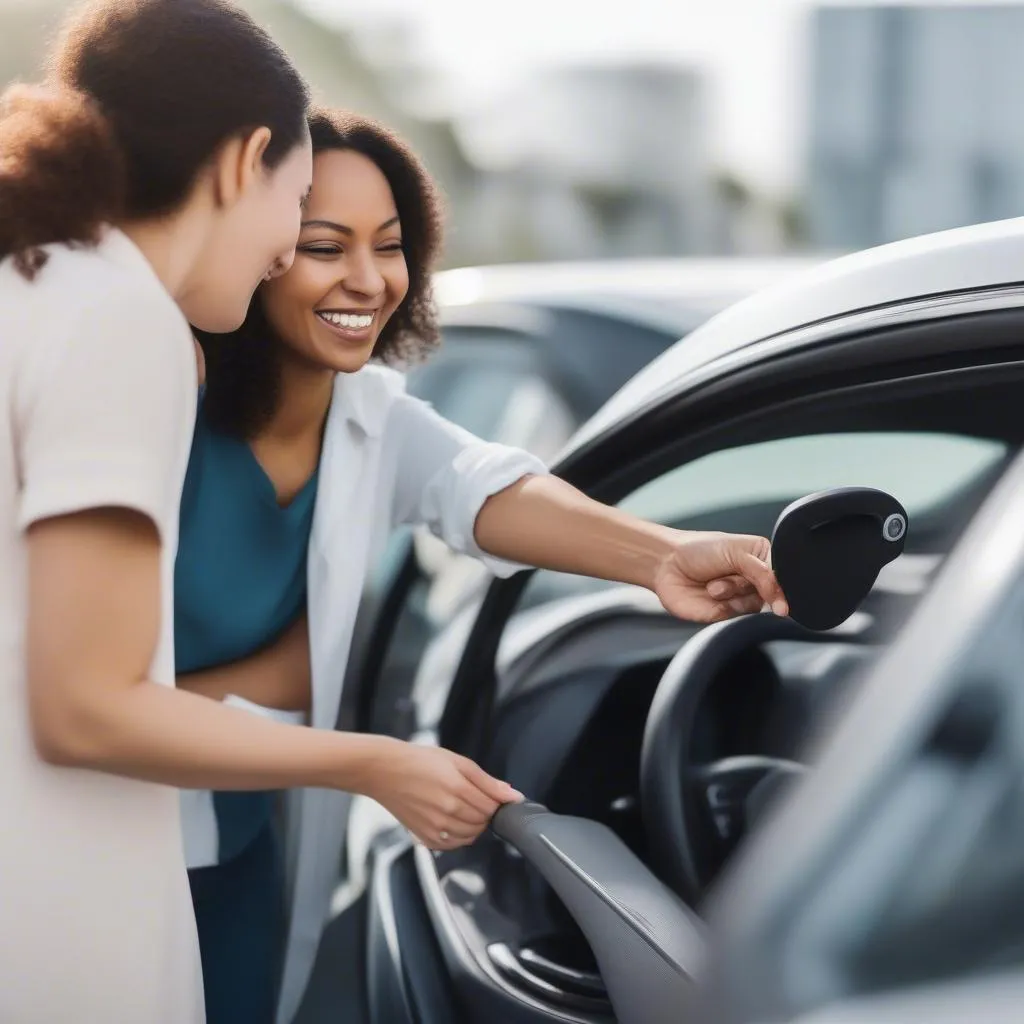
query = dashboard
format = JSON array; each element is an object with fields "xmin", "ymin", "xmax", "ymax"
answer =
[
  {"xmin": 417, "ymin": 600, "xmax": 881, "ymax": 1023},
  {"xmin": 482, "ymin": 603, "xmax": 879, "ymax": 874}
]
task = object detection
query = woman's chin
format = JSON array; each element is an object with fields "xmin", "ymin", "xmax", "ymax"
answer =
[{"xmin": 322, "ymin": 342, "xmax": 376, "ymax": 375}]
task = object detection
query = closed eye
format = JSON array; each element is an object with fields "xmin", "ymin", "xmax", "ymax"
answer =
[{"xmin": 300, "ymin": 244, "xmax": 340, "ymax": 256}]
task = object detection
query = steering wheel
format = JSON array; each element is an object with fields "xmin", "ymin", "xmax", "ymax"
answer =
[{"xmin": 640, "ymin": 613, "xmax": 818, "ymax": 903}]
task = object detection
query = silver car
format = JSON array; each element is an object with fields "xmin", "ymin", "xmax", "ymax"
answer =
[{"xmin": 303, "ymin": 220, "xmax": 1024, "ymax": 1023}]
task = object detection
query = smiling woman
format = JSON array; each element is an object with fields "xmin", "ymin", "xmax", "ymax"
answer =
[
  {"xmin": 185, "ymin": 107, "xmax": 786, "ymax": 1024},
  {"xmin": 198, "ymin": 108, "xmax": 443, "ymax": 439},
  {"xmin": 186, "ymin": 108, "xmax": 509, "ymax": 1024}
]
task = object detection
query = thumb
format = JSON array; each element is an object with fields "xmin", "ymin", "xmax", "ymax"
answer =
[{"xmin": 736, "ymin": 549, "xmax": 788, "ymax": 617}]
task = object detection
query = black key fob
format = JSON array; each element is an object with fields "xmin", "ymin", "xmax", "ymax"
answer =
[{"xmin": 771, "ymin": 486, "xmax": 908, "ymax": 631}]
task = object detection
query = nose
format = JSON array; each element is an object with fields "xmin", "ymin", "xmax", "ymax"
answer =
[{"xmin": 342, "ymin": 248, "xmax": 386, "ymax": 299}]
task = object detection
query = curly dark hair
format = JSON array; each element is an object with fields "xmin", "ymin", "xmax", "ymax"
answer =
[{"xmin": 195, "ymin": 107, "xmax": 445, "ymax": 439}]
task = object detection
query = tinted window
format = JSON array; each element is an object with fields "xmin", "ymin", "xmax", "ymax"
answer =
[
  {"xmin": 520, "ymin": 431, "xmax": 1008, "ymax": 610},
  {"xmin": 405, "ymin": 329, "xmax": 541, "ymax": 440},
  {"xmin": 619, "ymin": 433, "xmax": 1006, "ymax": 527}
]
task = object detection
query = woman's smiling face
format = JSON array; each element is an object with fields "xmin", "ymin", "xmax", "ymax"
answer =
[{"xmin": 260, "ymin": 147, "xmax": 410, "ymax": 374}]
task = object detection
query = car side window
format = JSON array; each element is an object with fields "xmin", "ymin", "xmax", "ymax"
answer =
[
  {"xmin": 520, "ymin": 431, "xmax": 1008, "ymax": 611},
  {"xmin": 619, "ymin": 432, "xmax": 1006, "ymax": 531},
  {"xmin": 405, "ymin": 329, "xmax": 559, "ymax": 443}
]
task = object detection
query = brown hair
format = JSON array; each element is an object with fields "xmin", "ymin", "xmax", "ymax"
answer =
[
  {"xmin": 0, "ymin": 0, "xmax": 310, "ymax": 279},
  {"xmin": 196, "ymin": 107, "xmax": 445, "ymax": 439}
]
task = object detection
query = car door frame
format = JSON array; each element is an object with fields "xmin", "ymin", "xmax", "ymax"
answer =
[
  {"xmin": 439, "ymin": 283, "xmax": 1024, "ymax": 757},
  {"xmin": 332, "ymin": 284, "xmax": 1024, "ymax": 1024}
]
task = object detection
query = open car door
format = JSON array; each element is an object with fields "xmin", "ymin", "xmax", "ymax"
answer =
[{"xmin": 697, "ymin": 448, "xmax": 1024, "ymax": 1022}]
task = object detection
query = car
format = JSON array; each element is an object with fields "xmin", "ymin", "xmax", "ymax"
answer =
[
  {"xmin": 359, "ymin": 256, "xmax": 822, "ymax": 738},
  {"xmin": 294, "ymin": 218, "xmax": 1024, "ymax": 1024},
  {"xmin": 701, "ymin": 426, "xmax": 1024, "ymax": 1023}
]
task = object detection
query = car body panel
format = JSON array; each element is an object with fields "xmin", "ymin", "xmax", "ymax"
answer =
[{"xmin": 572, "ymin": 218, "xmax": 1024, "ymax": 450}]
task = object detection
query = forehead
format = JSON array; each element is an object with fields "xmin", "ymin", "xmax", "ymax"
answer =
[
  {"xmin": 274, "ymin": 136, "xmax": 313, "ymax": 189},
  {"xmin": 306, "ymin": 149, "xmax": 398, "ymax": 222}
]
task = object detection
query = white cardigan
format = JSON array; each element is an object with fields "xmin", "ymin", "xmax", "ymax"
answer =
[{"xmin": 262, "ymin": 364, "xmax": 547, "ymax": 1022}]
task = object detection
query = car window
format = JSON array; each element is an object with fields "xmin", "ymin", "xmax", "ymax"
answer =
[
  {"xmin": 619, "ymin": 432, "xmax": 1006, "ymax": 526},
  {"xmin": 405, "ymin": 329, "xmax": 548, "ymax": 441},
  {"xmin": 410, "ymin": 362, "xmax": 528, "ymax": 439},
  {"xmin": 519, "ymin": 431, "xmax": 1008, "ymax": 610}
]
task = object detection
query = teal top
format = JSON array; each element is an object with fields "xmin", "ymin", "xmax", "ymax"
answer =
[{"xmin": 175, "ymin": 390, "xmax": 319, "ymax": 864}]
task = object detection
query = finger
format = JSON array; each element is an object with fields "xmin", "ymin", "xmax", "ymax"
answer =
[
  {"xmin": 706, "ymin": 574, "xmax": 754, "ymax": 600},
  {"xmin": 735, "ymin": 550, "xmax": 788, "ymax": 617},
  {"xmin": 429, "ymin": 772, "xmax": 494, "ymax": 826},
  {"xmin": 453, "ymin": 778, "xmax": 502, "ymax": 821},
  {"xmin": 459, "ymin": 758, "xmax": 524, "ymax": 806},
  {"xmin": 437, "ymin": 792, "xmax": 492, "ymax": 829},
  {"xmin": 727, "ymin": 593, "xmax": 766, "ymax": 616},
  {"xmin": 696, "ymin": 591, "xmax": 770, "ymax": 625},
  {"xmin": 409, "ymin": 821, "xmax": 475, "ymax": 850},
  {"xmin": 437, "ymin": 822, "xmax": 483, "ymax": 845}
]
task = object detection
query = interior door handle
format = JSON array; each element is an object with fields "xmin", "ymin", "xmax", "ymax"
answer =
[{"xmin": 491, "ymin": 801, "xmax": 704, "ymax": 1024}]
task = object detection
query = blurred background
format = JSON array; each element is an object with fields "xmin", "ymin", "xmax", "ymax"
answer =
[{"xmin": 4, "ymin": 0, "xmax": 1024, "ymax": 268}]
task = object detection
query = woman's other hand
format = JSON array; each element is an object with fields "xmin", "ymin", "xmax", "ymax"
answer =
[
  {"xmin": 653, "ymin": 532, "xmax": 789, "ymax": 623},
  {"xmin": 359, "ymin": 740, "xmax": 523, "ymax": 850}
]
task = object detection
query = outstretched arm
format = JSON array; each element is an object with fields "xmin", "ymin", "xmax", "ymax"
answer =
[
  {"xmin": 473, "ymin": 475, "xmax": 788, "ymax": 623},
  {"xmin": 388, "ymin": 388, "xmax": 786, "ymax": 623},
  {"xmin": 27, "ymin": 508, "xmax": 518, "ymax": 848}
]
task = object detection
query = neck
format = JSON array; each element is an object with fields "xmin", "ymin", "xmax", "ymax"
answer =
[
  {"xmin": 117, "ymin": 207, "xmax": 208, "ymax": 305},
  {"xmin": 263, "ymin": 355, "xmax": 335, "ymax": 444}
]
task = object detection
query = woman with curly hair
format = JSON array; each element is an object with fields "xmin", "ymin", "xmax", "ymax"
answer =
[{"xmin": 182, "ymin": 108, "xmax": 787, "ymax": 1023}]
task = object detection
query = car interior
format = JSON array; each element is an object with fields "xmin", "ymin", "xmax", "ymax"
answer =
[
  {"xmin": 700, "ymin": 445, "xmax": 1024, "ymax": 1024},
  {"xmin": 337, "ymin": 308, "xmax": 1024, "ymax": 1024}
]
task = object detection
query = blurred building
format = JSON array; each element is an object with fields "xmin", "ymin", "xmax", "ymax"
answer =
[
  {"xmin": 0, "ymin": 0, "xmax": 787, "ymax": 263},
  {"xmin": 454, "ymin": 64, "xmax": 715, "ymax": 263},
  {"xmin": 807, "ymin": 2, "xmax": 1024, "ymax": 249},
  {"xmin": 0, "ymin": 0, "xmax": 482, "ymax": 266}
]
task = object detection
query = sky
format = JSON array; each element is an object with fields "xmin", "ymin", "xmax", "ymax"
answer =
[{"xmin": 296, "ymin": 0, "xmax": 1024, "ymax": 196}]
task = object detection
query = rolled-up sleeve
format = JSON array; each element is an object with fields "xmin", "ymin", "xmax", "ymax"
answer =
[{"xmin": 389, "ymin": 392, "xmax": 548, "ymax": 578}]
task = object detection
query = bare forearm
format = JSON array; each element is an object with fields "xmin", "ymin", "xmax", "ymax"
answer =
[
  {"xmin": 34, "ymin": 675, "xmax": 386, "ymax": 792},
  {"xmin": 474, "ymin": 475, "xmax": 678, "ymax": 590}
]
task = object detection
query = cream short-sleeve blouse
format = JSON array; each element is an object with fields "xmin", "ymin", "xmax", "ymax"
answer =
[{"xmin": 0, "ymin": 228, "xmax": 201, "ymax": 1022}]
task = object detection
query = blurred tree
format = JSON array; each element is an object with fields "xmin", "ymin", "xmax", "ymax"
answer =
[
  {"xmin": 712, "ymin": 171, "xmax": 753, "ymax": 211},
  {"xmin": 779, "ymin": 197, "xmax": 807, "ymax": 247}
]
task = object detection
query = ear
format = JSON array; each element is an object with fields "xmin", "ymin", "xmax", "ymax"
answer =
[{"xmin": 211, "ymin": 127, "xmax": 273, "ymax": 210}]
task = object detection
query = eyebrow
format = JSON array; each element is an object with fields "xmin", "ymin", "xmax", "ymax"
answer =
[{"xmin": 300, "ymin": 215, "xmax": 400, "ymax": 234}]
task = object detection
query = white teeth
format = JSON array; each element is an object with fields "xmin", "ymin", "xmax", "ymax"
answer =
[{"xmin": 319, "ymin": 311, "xmax": 373, "ymax": 330}]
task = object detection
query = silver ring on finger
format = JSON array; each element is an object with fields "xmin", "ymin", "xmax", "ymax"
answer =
[{"xmin": 439, "ymin": 830, "xmax": 450, "ymax": 843}]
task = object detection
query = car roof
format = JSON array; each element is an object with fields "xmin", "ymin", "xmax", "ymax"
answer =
[
  {"xmin": 569, "ymin": 217, "xmax": 1024, "ymax": 451},
  {"xmin": 434, "ymin": 256, "xmax": 827, "ymax": 326}
]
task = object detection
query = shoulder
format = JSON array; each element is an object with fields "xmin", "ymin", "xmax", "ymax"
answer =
[
  {"xmin": 53, "ymin": 232, "xmax": 190, "ymax": 371},
  {"xmin": 11, "ymin": 231, "xmax": 194, "ymax": 413},
  {"xmin": 0, "ymin": 238, "xmax": 185, "ymax": 383},
  {"xmin": 46, "ymin": 229, "xmax": 181, "ymax": 325}
]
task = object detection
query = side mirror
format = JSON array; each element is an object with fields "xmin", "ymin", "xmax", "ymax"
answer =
[{"xmin": 772, "ymin": 487, "xmax": 908, "ymax": 631}]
